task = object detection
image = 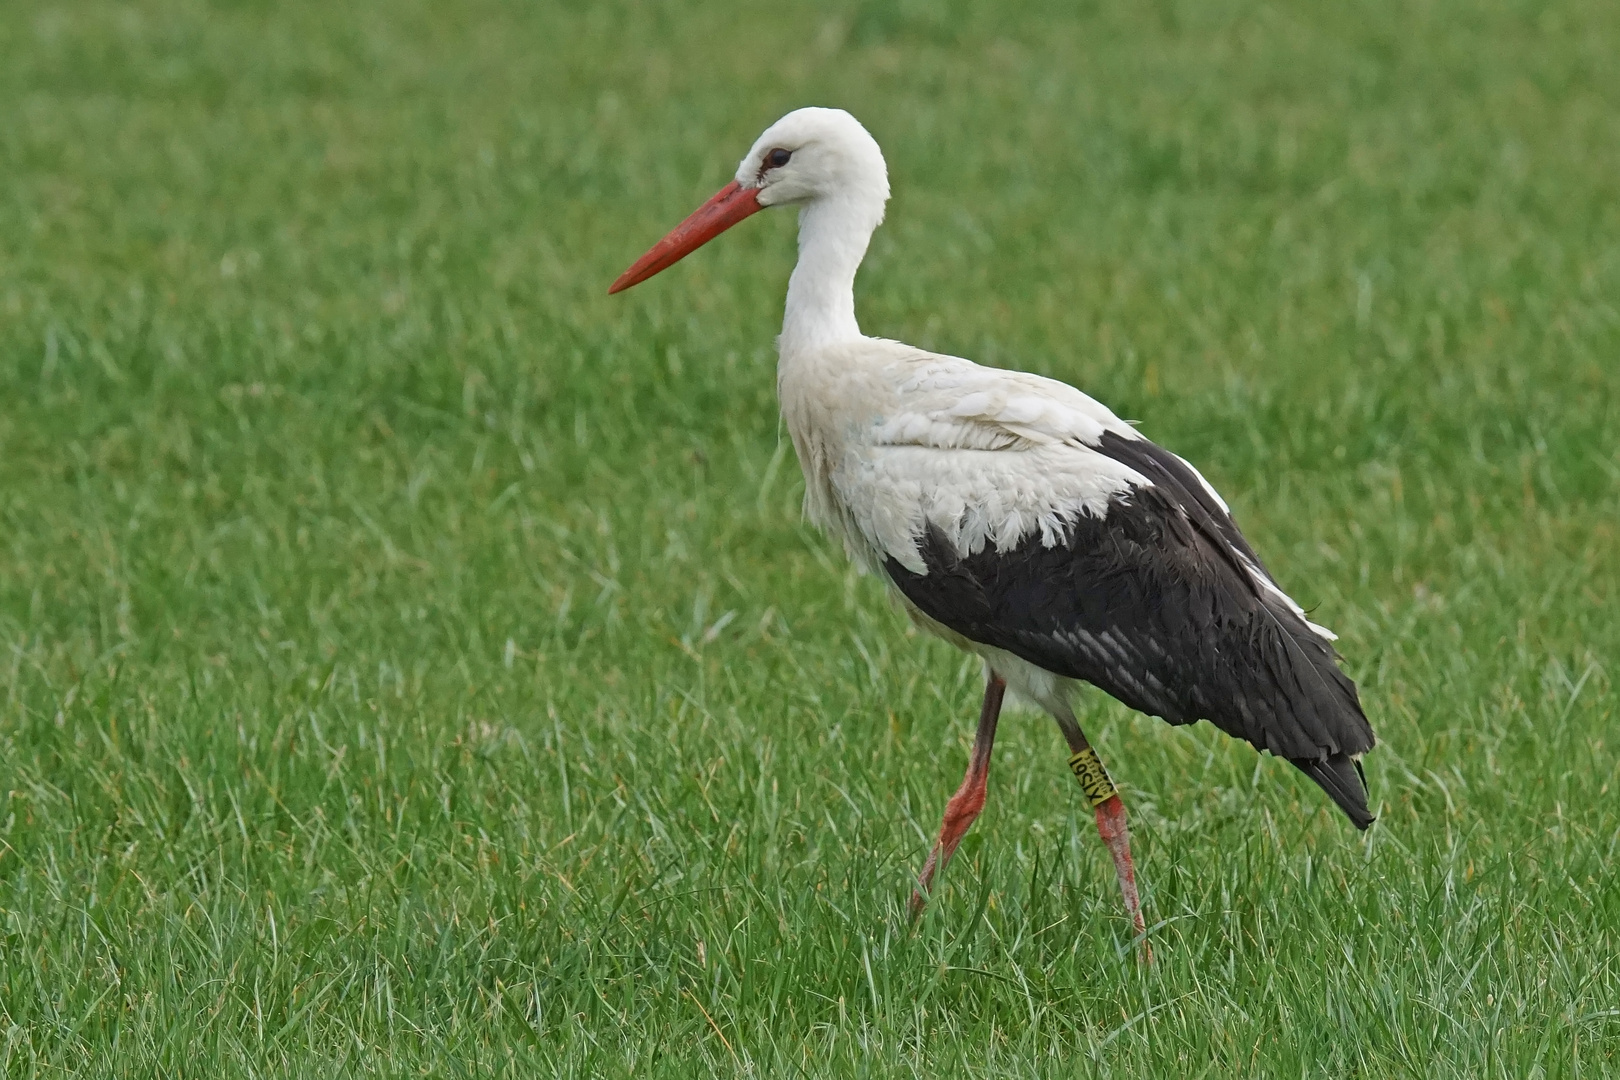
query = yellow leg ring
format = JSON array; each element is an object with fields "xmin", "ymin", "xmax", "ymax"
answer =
[{"xmin": 1067, "ymin": 747, "xmax": 1119, "ymax": 808}]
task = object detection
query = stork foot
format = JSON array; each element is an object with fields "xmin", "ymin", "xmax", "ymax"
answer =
[{"xmin": 907, "ymin": 776, "xmax": 987, "ymax": 919}]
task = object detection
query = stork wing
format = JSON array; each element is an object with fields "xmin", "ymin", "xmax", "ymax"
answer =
[{"xmin": 876, "ymin": 419, "xmax": 1376, "ymax": 828}]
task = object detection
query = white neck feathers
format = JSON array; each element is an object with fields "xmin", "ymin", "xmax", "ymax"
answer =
[{"xmin": 779, "ymin": 194, "xmax": 883, "ymax": 355}]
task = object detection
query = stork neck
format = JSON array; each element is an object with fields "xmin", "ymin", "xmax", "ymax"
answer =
[{"xmin": 780, "ymin": 197, "xmax": 877, "ymax": 354}]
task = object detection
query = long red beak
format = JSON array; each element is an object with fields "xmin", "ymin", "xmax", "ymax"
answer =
[{"xmin": 608, "ymin": 180, "xmax": 763, "ymax": 294}]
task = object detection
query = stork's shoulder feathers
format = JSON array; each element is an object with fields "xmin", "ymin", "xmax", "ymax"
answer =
[
  {"xmin": 790, "ymin": 343, "xmax": 1158, "ymax": 573},
  {"xmin": 868, "ymin": 347, "xmax": 1139, "ymax": 450}
]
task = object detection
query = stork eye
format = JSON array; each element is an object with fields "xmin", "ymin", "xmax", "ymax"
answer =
[{"xmin": 765, "ymin": 148, "xmax": 792, "ymax": 169}]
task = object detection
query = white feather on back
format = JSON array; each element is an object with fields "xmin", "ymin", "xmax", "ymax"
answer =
[{"xmin": 778, "ymin": 339, "xmax": 1151, "ymax": 574}]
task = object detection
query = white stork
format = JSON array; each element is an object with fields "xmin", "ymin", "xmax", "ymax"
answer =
[{"xmin": 609, "ymin": 108, "xmax": 1376, "ymax": 941}]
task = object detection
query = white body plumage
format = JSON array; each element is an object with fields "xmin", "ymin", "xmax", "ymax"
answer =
[{"xmin": 610, "ymin": 106, "xmax": 1376, "ymax": 837}]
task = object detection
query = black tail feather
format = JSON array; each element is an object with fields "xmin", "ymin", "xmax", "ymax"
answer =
[{"xmin": 1290, "ymin": 752, "xmax": 1374, "ymax": 830}]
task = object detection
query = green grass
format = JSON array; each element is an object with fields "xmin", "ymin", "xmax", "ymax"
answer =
[{"xmin": 2, "ymin": 0, "xmax": 1618, "ymax": 1074}]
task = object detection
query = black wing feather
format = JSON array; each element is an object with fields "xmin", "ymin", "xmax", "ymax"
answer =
[{"xmin": 883, "ymin": 432, "xmax": 1376, "ymax": 829}]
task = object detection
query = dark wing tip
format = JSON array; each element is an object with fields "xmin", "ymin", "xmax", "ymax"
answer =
[{"xmin": 1290, "ymin": 752, "xmax": 1375, "ymax": 830}]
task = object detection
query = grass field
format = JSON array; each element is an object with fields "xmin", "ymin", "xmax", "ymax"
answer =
[{"xmin": 2, "ymin": 0, "xmax": 1619, "ymax": 1074}]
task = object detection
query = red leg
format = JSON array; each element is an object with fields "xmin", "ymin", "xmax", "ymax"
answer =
[
  {"xmin": 1061, "ymin": 720, "xmax": 1151, "ymax": 960},
  {"xmin": 1094, "ymin": 793, "xmax": 1148, "ymax": 953},
  {"xmin": 909, "ymin": 673, "xmax": 1005, "ymax": 920}
]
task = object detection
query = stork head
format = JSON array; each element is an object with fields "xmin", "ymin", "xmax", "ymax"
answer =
[
  {"xmin": 737, "ymin": 107, "xmax": 890, "ymax": 212},
  {"xmin": 609, "ymin": 107, "xmax": 889, "ymax": 294}
]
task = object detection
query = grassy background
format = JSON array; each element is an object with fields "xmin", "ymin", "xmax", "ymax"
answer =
[{"xmin": 2, "ymin": 0, "xmax": 1618, "ymax": 1074}]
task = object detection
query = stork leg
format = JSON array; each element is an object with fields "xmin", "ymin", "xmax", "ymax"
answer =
[
  {"xmin": 908, "ymin": 672, "xmax": 1006, "ymax": 921},
  {"xmin": 1053, "ymin": 708, "xmax": 1150, "ymax": 958}
]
